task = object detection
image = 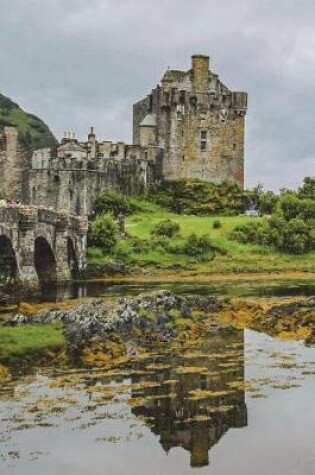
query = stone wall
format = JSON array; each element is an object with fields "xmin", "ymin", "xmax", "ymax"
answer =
[
  {"xmin": 28, "ymin": 135, "xmax": 163, "ymax": 216},
  {"xmin": 0, "ymin": 127, "xmax": 31, "ymax": 201}
]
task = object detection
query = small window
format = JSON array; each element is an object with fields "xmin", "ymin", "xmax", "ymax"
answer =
[
  {"xmin": 233, "ymin": 143, "xmax": 236, "ymax": 151},
  {"xmin": 200, "ymin": 131, "xmax": 207, "ymax": 151}
]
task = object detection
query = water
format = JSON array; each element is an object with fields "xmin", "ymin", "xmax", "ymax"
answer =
[
  {"xmin": 1, "ymin": 328, "xmax": 315, "ymax": 475},
  {"xmin": 1, "ymin": 278, "xmax": 314, "ymax": 308}
]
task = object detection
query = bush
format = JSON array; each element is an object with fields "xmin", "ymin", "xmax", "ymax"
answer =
[
  {"xmin": 151, "ymin": 219, "xmax": 180, "ymax": 238},
  {"xmin": 278, "ymin": 193, "xmax": 301, "ymax": 221},
  {"xmin": 93, "ymin": 191, "xmax": 135, "ymax": 217},
  {"xmin": 212, "ymin": 219, "xmax": 222, "ymax": 229},
  {"xmin": 258, "ymin": 190, "xmax": 278, "ymax": 215},
  {"xmin": 230, "ymin": 221, "xmax": 262, "ymax": 244},
  {"xmin": 148, "ymin": 179, "xmax": 244, "ymax": 216},
  {"xmin": 282, "ymin": 218, "xmax": 309, "ymax": 254},
  {"xmin": 89, "ymin": 213, "xmax": 118, "ymax": 252},
  {"xmin": 231, "ymin": 214, "xmax": 314, "ymax": 254},
  {"xmin": 182, "ymin": 233, "xmax": 214, "ymax": 256}
]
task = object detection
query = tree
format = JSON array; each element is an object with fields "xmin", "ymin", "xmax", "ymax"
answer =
[
  {"xmin": 298, "ymin": 176, "xmax": 315, "ymax": 200},
  {"xmin": 278, "ymin": 193, "xmax": 301, "ymax": 221},
  {"xmin": 283, "ymin": 219, "xmax": 309, "ymax": 254},
  {"xmin": 89, "ymin": 213, "xmax": 118, "ymax": 252}
]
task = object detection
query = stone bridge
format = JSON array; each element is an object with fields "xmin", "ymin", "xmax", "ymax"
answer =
[{"xmin": 0, "ymin": 206, "xmax": 88, "ymax": 286}]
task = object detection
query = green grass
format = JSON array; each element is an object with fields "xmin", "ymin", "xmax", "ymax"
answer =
[
  {"xmin": 0, "ymin": 323, "xmax": 65, "ymax": 362},
  {"xmin": 87, "ymin": 200, "xmax": 315, "ymax": 274}
]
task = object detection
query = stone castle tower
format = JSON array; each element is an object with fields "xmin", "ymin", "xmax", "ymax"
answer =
[{"xmin": 133, "ymin": 55, "xmax": 247, "ymax": 187}]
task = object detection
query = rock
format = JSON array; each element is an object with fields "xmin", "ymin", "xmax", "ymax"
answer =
[{"xmin": 9, "ymin": 290, "xmax": 222, "ymax": 349}]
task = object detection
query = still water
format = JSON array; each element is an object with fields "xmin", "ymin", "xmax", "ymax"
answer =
[
  {"xmin": 1, "ymin": 326, "xmax": 315, "ymax": 475},
  {"xmin": 1, "ymin": 278, "xmax": 314, "ymax": 307}
]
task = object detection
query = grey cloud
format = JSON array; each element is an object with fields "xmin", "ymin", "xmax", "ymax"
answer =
[{"xmin": 0, "ymin": 0, "xmax": 314, "ymax": 189}]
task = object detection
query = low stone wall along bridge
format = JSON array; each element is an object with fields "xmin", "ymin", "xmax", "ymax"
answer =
[{"xmin": 0, "ymin": 206, "xmax": 88, "ymax": 285}]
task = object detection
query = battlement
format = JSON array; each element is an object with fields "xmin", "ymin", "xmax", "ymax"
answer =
[{"xmin": 0, "ymin": 205, "xmax": 86, "ymax": 229}]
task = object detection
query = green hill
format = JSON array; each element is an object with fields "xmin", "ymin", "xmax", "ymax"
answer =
[{"xmin": 0, "ymin": 92, "xmax": 57, "ymax": 150}]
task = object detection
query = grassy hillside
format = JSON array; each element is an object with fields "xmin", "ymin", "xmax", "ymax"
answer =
[
  {"xmin": 88, "ymin": 200, "xmax": 315, "ymax": 274},
  {"xmin": 0, "ymin": 93, "xmax": 57, "ymax": 149}
]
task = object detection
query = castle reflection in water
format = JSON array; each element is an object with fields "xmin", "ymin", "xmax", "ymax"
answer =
[{"xmin": 130, "ymin": 328, "xmax": 247, "ymax": 467}]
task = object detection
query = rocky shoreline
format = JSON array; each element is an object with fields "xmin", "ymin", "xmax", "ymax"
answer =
[
  {"xmin": 2, "ymin": 291, "xmax": 314, "ymax": 369},
  {"xmin": 10, "ymin": 291, "xmax": 224, "ymax": 353}
]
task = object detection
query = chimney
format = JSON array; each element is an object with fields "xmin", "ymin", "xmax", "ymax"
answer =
[
  {"xmin": 191, "ymin": 54, "xmax": 210, "ymax": 93},
  {"xmin": 88, "ymin": 126, "xmax": 96, "ymax": 159}
]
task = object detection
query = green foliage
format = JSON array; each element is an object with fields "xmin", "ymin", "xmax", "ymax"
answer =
[
  {"xmin": 231, "ymin": 213, "xmax": 314, "ymax": 254},
  {"xmin": 296, "ymin": 199, "xmax": 315, "ymax": 221},
  {"xmin": 278, "ymin": 193, "xmax": 302, "ymax": 221},
  {"xmin": 181, "ymin": 233, "xmax": 214, "ymax": 256},
  {"xmin": 283, "ymin": 218, "xmax": 310, "ymax": 254},
  {"xmin": 230, "ymin": 221, "xmax": 262, "ymax": 244},
  {"xmin": 148, "ymin": 179, "xmax": 244, "ymax": 215},
  {"xmin": 87, "ymin": 247, "xmax": 106, "ymax": 260},
  {"xmin": 298, "ymin": 176, "xmax": 315, "ymax": 200},
  {"xmin": 258, "ymin": 190, "xmax": 278, "ymax": 214},
  {"xmin": 0, "ymin": 92, "xmax": 57, "ymax": 150},
  {"xmin": 212, "ymin": 219, "xmax": 222, "ymax": 229},
  {"xmin": 93, "ymin": 191, "xmax": 136, "ymax": 217},
  {"xmin": 151, "ymin": 219, "xmax": 180, "ymax": 237},
  {"xmin": 89, "ymin": 213, "xmax": 118, "ymax": 252}
]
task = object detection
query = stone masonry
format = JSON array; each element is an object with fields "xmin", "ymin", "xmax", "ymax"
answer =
[
  {"xmin": 0, "ymin": 206, "xmax": 87, "ymax": 285},
  {"xmin": 133, "ymin": 55, "xmax": 247, "ymax": 186}
]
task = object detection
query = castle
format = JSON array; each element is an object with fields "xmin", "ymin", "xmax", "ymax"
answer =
[{"xmin": 0, "ymin": 55, "xmax": 247, "ymax": 217}]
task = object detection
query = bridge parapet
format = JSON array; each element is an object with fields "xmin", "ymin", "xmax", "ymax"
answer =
[
  {"xmin": 38, "ymin": 208, "xmax": 58, "ymax": 225},
  {"xmin": 0, "ymin": 207, "xmax": 20, "ymax": 224}
]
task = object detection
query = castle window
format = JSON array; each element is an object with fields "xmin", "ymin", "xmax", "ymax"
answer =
[
  {"xmin": 200, "ymin": 131, "xmax": 207, "ymax": 151},
  {"xmin": 233, "ymin": 143, "xmax": 236, "ymax": 151}
]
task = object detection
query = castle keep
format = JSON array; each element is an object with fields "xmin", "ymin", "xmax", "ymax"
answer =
[
  {"xmin": 133, "ymin": 55, "xmax": 247, "ymax": 186},
  {"xmin": 1, "ymin": 54, "xmax": 247, "ymax": 217}
]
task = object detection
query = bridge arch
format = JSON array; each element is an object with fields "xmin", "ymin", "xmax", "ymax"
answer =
[
  {"xmin": 34, "ymin": 236, "xmax": 57, "ymax": 285},
  {"xmin": 0, "ymin": 235, "xmax": 18, "ymax": 284}
]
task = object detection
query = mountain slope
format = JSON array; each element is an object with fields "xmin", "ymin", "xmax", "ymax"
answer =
[{"xmin": 0, "ymin": 93, "xmax": 57, "ymax": 150}]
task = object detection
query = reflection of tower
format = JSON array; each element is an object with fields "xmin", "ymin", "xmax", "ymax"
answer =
[{"xmin": 131, "ymin": 328, "xmax": 247, "ymax": 468}]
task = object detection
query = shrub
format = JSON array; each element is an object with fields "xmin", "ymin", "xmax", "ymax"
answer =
[
  {"xmin": 148, "ymin": 179, "xmax": 244, "ymax": 215},
  {"xmin": 89, "ymin": 213, "xmax": 118, "ymax": 252},
  {"xmin": 258, "ymin": 190, "xmax": 278, "ymax": 215},
  {"xmin": 93, "ymin": 191, "xmax": 134, "ymax": 217},
  {"xmin": 230, "ymin": 221, "xmax": 262, "ymax": 244},
  {"xmin": 278, "ymin": 193, "xmax": 301, "ymax": 221},
  {"xmin": 182, "ymin": 233, "xmax": 214, "ymax": 256},
  {"xmin": 151, "ymin": 219, "xmax": 180, "ymax": 238},
  {"xmin": 212, "ymin": 219, "xmax": 222, "ymax": 229},
  {"xmin": 282, "ymin": 218, "xmax": 309, "ymax": 254},
  {"xmin": 231, "ymin": 214, "xmax": 314, "ymax": 254}
]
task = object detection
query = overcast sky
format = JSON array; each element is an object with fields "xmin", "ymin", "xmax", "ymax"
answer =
[{"xmin": 1, "ymin": 0, "xmax": 315, "ymax": 190}]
